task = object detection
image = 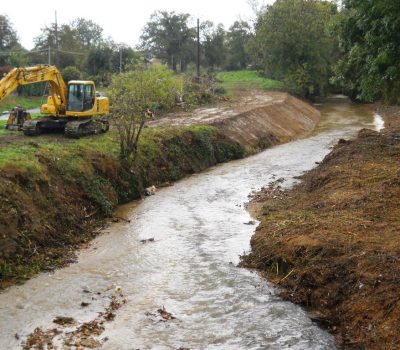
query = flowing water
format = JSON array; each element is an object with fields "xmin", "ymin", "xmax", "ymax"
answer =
[{"xmin": 0, "ymin": 97, "xmax": 381, "ymax": 349}]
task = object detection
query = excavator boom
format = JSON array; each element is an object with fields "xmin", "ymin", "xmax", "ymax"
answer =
[{"xmin": 0, "ymin": 65, "xmax": 68, "ymax": 115}]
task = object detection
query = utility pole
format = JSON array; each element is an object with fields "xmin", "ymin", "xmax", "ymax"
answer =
[
  {"xmin": 197, "ymin": 18, "xmax": 200, "ymax": 79},
  {"xmin": 48, "ymin": 46, "xmax": 51, "ymax": 65},
  {"xmin": 55, "ymin": 10, "xmax": 60, "ymax": 68},
  {"xmin": 119, "ymin": 47, "xmax": 122, "ymax": 73}
]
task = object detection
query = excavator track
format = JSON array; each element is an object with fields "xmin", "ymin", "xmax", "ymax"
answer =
[
  {"xmin": 64, "ymin": 118, "xmax": 109, "ymax": 138},
  {"xmin": 23, "ymin": 118, "xmax": 67, "ymax": 136},
  {"xmin": 22, "ymin": 117, "xmax": 109, "ymax": 137},
  {"xmin": 22, "ymin": 120, "xmax": 42, "ymax": 136}
]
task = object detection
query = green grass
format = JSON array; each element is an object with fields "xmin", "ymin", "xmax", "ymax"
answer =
[
  {"xmin": 216, "ymin": 70, "xmax": 284, "ymax": 95},
  {"xmin": 0, "ymin": 120, "xmax": 8, "ymax": 136},
  {"xmin": 0, "ymin": 96, "xmax": 42, "ymax": 113},
  {"xmin": 0, "ymin": 126, "xmax": 221, "ymax": 174}
]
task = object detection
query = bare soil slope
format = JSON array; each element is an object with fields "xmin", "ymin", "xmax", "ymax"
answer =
[{"xmin": 150, "ymin": 90, "xmax": 320, "ymax": 151}]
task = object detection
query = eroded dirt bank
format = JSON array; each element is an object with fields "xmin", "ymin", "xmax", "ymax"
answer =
[
  {"xmin": 0, "ymin": 91, "xmax": 319, "ymax": 288},
  {"xmin": 242, "ymin": 108, "xmax": 400, "ymax": 349},
  {"xmin": 151, "ymin": 90, "xmax": 320, "ymax": 151}
]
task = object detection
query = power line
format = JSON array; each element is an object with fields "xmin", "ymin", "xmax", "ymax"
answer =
[
  {"xmin": 0, "ymin": 48, "xmax": 86, "ymax": 56},
  {"xmin": 54, "ymin": 48, "xmax": 85, "ymax": 56},
  {"xmin": 0, "ymin": 49, "xmax": 48, "ymax": 55}
]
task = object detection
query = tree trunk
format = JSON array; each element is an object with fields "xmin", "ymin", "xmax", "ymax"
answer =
[
  {"xmin": 171, "ymin": 55, "xmax": 177, "ymax": 72},
  {"xmin": 180, "ymin": 59, "xmax": 187, "ymax": 73}
]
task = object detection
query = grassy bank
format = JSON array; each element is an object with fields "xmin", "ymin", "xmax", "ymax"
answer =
[
  {"xmin": 242, "ymin": 127, "xmax": 400, "ymax": 349},
  {"xmin": 0, "ymin": 126, "xmax": 244, "ymax": 287},
  {"xmin": 216, "ymin": 70, "xmax": 283, "ymax": 95},
  {"xmin": 0, "ymin": 96, "xmax": 42, "ymax": 112}
]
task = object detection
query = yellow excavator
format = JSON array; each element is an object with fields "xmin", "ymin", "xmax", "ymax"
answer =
[{"xmin": 0, "ymin": 65, "xmax": 109, "ymax": 138}]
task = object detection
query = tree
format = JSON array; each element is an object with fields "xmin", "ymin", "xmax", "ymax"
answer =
[
  {"xmin": 250, "ymin": 0, "xmax": 337, "ymax": 98},
  {"xmin": 33, "ymin": 23, "xmax": 85, "ymax": 68},
  {"xmin": 62, "ymin": 66, "xmax": 82, "ymax": 82},
  {"xmin": 110, "ymin": 45, "xmax": 142, "ymax": 73},
  {"xmin": 71, "ymin": 18, "xmax": 103, "ymax": 48},
  {"xmin": 140, "ymin": 11, "xmax": 196, "ymax": 72},
  {"xmin": 332, "ymin": 0, "xmax": 400, "ymax": 103},
  {"xmin": 202, "ymin": 22, "xmax": 227, "ymax": 71},
  {"xmin": 108, "ymin": 65, "xmax": 179, "ymax": 160},
  {"xmin": 32, "ymin": 18, "xmax": 105, "ymax": 69},
  {"xmin": 0, "ymin": 15, "xmax": 22, "ymax": 66},
  {"xmin": 226, "ymin": 21, "xmax": 252, "ymax": 70},
  {"xmin": 86, "ymin": 42, "xmax": 114, "ymax": 85},
  {"xmin": 0, "ymin": 15, "xmax": 19, "ymax": 51}
]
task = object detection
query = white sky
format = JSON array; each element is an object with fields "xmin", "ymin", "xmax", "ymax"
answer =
[{"xmin": 4, "ymin": 0, "xmax": 274, "ymax": 50}]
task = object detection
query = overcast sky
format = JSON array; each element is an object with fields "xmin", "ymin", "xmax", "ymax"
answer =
[{"xmin": 4, "ymin": 0, "xmax": 274, "ymax": 50}]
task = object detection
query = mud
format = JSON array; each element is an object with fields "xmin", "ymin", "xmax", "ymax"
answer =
[{"xmin": 243, "ymin": 104, "xmax": 400, "ymax": 348}]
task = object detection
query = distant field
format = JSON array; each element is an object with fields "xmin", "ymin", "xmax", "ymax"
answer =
[
  {"xmin": 216, "ymin": 70, "xmax": 283, "ymax": 94},
  {"xmin": 0, "ymin": 96, "xmax": 42, "ymax": 113}
]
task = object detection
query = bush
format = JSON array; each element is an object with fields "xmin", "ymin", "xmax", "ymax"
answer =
[
  {"xmin": 108, "ymin": 65, "xmax": 180, "ymax": 161},
  {"xmin": 62, "ymin": 66, "xmax": 83, "ymax": 83}
]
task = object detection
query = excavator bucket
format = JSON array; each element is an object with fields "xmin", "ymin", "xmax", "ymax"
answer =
[{"xmin": 5, "ymin": 107, "xmax": 32, "ymax": 131}]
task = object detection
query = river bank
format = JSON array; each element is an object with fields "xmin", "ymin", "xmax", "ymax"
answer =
[
  {"xmin": 4, "ymin": 95, "xmax": 378, "ymax": 349},
  {"xmin": 242, "ymin": 106, "xmax": 400, "ymax": 349},
  {"xmin": 0, "ymin": 90, "xmax": 319, "ymax": 289}
]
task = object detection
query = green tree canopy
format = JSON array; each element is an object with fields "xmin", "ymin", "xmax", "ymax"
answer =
[
  {"xmin": 0, "ymin": 14, "xmax": 23, "ymax": 66},
  {"xmin": 140, "ymin": 11, "xmax": 196, "ymax": 72},
  {"xmin": 250, "ymin": 0, "xmax": 337, "ymax": 98},
  {"xmin": 61, "ymin": 66, "xmax": 82, "ymax": 82},
  {"xmin": 32, "ymin": 18, "xmax": 106, "ymax": 69},
  {"xmin": 202, "ymin": 22, "xmax": 226, "ymax": 71},
  {"xmin": 0, "ymin": 15, "xmax": 19, "ymax": 51},
  {"xmin": 71, "ymin": 18, "xmax": 103, "ymax": 48},
  {"xmin": 332, "ymin": 0, "xmax": 400, "ymax": 103},
  {"xmin": 226, "ymin": 21, "xmax": 252, "ymax": 70}
]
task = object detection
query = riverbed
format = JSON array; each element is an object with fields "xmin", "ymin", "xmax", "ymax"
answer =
[{"xmin": 0, "ymin": 97, "xmax": 380, "ymax": 349}]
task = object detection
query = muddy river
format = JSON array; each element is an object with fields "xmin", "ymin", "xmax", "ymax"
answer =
[{"xmin": 0, "ymin": 97, "xmax": 383, "ymax": 349}]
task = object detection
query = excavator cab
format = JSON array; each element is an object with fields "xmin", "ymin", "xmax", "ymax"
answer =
[{"xmin": 66, "ymin": 81, "xmax": 95, "ymax": 113}]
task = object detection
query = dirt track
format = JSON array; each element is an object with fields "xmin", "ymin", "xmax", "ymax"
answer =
[{"xmin": 242, "ymin": 109, "xmax": 400, "ymax": 349}]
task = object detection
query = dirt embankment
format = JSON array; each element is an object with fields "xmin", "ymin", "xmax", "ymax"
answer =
[
  {"xmin": 242, "ymin": 108, "xmax": 400, "ymax": 349},
  {"xmin": 150, "ymin": 90, "xmax": 320, "ymax": 151},
  {"xmin": 0, "ymin": 91, "xmax": 320, "ymax": 288}
]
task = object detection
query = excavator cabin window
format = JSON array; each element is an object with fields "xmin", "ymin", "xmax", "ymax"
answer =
[{"xmin": 67, "ymin": 84, "xmax": 94, "ymax": 112}]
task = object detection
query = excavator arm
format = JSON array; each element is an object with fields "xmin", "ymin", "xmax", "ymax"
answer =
[{"xmin": 0, "ymin": 65, "xmax": 68, "ymax": 115}]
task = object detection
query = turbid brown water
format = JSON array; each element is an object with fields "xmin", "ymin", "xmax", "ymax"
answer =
[{"xmin": 0, "ymin": 97, "xmax": 382, "ymax": 349}]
